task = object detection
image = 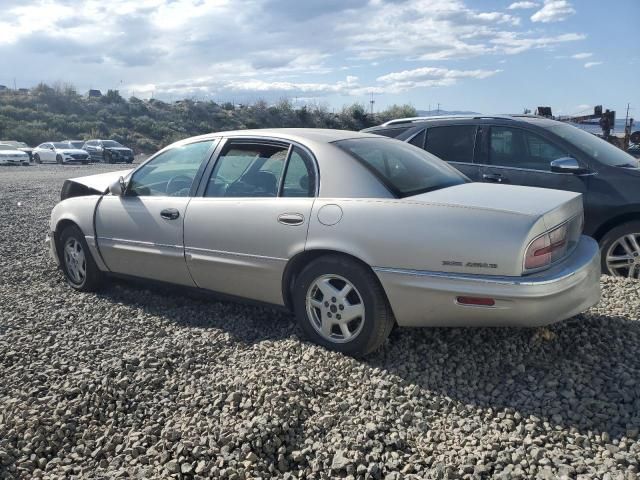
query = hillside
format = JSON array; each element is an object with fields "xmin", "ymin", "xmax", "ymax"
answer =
[{"xmin": 0, "ymin": 84, "xmax": 417, "ymax": 153}]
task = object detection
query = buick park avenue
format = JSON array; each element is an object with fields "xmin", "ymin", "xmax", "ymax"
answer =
[{"xmin": 48, "ymin": 129, "xmax": 600, "ymax": 356}]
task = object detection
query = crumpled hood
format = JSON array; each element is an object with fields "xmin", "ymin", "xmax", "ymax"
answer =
[{"xmin": 66, "ymin": 169, "xmax": 133, "ymax": 193}]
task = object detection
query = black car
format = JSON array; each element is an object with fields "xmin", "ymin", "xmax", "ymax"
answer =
[
  {"xmin": 628, "ymin": 144, "xmax": 640, "ymax": 159},
  {"xmin": 83, "ymin": 139, "xmax": 134, "ymax": 163},
  {"xmin": 363, "ymin": 115, "xmax": 640, "ymax": 278}
]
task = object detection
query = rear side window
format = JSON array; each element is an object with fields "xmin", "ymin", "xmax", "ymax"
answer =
[
  {"xmin": 282, "ymin": 147, "xmax": 316, "ymax": 197},
  {"xmin": 335, "ymin": 137, "xmax": 467, "ymax": 198},
  {"xmin": 425, "ymin": 125, "xmax": 477, "ymax": 163}
]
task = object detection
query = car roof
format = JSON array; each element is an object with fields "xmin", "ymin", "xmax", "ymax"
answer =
[
  {"xmin": 367, "ymin": 114, "xmax": 565, "ymax": 130},
  {"xmin": 181, "ymin": 128, "xmax": 382, "ymax": 146}
]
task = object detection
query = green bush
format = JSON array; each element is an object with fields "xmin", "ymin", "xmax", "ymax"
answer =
[{"xmin": 0, "ymin": 83, "xmax": 415, "ymax": 153}]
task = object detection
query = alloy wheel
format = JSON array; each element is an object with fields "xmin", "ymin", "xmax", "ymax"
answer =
[
  {"xmin": 606, "ymin": 233, "xmax": 640, "ymax": 279},
  {"xmin": 305, "ymin": 274, "xmax": 365, "ymax": 343},
  {"xmin": 63, "ymin": 237, "xmax": 87, "ymax": 285}
]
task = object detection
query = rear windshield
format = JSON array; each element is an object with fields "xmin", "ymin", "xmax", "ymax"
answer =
[
  {"xmin": 335, "ymin": 137, "xmax": 468, "ymax": 197},
  {"xmin": 545, "ymin": 124, "xmax": 638, "ymax": 167}
]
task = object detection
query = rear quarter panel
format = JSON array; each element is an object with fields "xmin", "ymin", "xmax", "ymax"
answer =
[{"xmin": 306, "ymin": 198, "xmax": 541, "ymax": 276}]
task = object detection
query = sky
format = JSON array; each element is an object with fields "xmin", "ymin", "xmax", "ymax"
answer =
[{"xmin": 0, "ymin": 0, "xmax": 638, "ymax": 116}]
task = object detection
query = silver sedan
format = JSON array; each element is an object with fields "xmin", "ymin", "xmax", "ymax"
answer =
[{"xmin": 48, "ymin": 129, "xmax": 601, "ymax": 356}]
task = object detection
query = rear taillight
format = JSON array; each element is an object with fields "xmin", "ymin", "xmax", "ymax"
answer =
[{"xmin": 524, "ymin": 215, "xmax": 582, "ymax": 272}]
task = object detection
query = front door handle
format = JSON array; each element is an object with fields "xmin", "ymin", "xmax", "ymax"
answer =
[
  {"xmin": 160, "ymin": 208, "xmax": 180, "ymax": 220},
  {"xmin": 482, "ymin": 173, "xmax": 504, "ymax": 183},
  {"xmin": 278, "ymin": 213, "xmax": 304, "ymax": 226}
]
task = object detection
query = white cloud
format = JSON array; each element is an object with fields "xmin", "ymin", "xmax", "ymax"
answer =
[
  {"xmin": 127, "ymin": 66, "xmax": 500, "ymax": 99},
  {"xmin": 377, "ymin": 67, "xmax": 500, "ymax": 83},
  {"xmin": 531, "ymin": 0, "xmax": 576, "ymax": 23},
  {"xmin": 508, "ymin": 2, "xmax": 539, "ymax": 9},
  {"xmin": 572, "ymin": 52, "xmax": 592, "ymax": 59},
  {"xmin": 0, "ymin": 0, "xmax": 587, "ymax": 101},
  {"xmin": 584, "ymin": 62, "xmax": 603, "ymax": 68}
]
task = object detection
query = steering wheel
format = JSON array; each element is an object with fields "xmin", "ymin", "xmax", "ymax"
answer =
[{"xmin": 166, "ymin": 175, "xmax": 193, "ymax": 196}]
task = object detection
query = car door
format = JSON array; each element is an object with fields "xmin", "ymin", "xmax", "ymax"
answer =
[
  {"xmin": 95, "ymin": 139, "xmax": 217, "ymax": 285},
  {"xmin": 479, "ymin": 125, "xmax": 588, "ymax": 195},
  {"xmin": 184, "ymin": 139, "xmax": 317, "ymax": 305},
  {"xmin": 423, "ymin": 124, "xmax": 482, "ymax": 180},
  {"xmin": 41, "ymin": 143, "xmax": 56, "ymax": 162}
]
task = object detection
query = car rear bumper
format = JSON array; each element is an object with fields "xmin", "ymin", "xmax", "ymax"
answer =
[{"xmin": 374, "ymin": 235, "xmax": 601, "ymax": 327}]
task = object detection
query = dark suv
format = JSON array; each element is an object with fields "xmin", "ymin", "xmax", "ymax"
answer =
[
  {"xmin": 83, "ymin": 139, "xmax": 134, "ymax": 164},
  {"xmin": 363, "ymin": 115, "xmax": 640, "ymax": 278}
]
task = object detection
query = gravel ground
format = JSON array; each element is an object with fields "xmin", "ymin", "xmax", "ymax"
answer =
[{"xmin": 1, "ymin": 163, "xmax": 639, "ymax": 480}]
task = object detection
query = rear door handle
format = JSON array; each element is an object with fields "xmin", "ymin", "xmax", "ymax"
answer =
[
  {"xmin": 278, "ymin": 213, "xmax": 304, "ymax": 226},
  {"xmin": 482, "ymin": 173, "xmax": 504, "ymax": 183},
  {"xmin": 160, "ymin": 208, "xmax": 180, "ymax": 220}
]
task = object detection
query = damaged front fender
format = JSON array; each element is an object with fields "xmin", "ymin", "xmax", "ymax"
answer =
[{"xmin": 60, "ymin": 169, "xmax": 133, "ymax": 200}]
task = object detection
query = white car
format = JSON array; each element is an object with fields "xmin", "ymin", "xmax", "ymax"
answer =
[
  {"xmin": 0, "ymin": 143, "xmax": 30, "ymax": 165},
  {"xmin": 33, "ymin": 142, "xmax": 90, "ymax": 165}
]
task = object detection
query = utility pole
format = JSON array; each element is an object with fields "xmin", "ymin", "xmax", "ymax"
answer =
[
  {"xmin": 436, "ymin": 103, "xmax": 441, "ymax": 114},
  {"xmin": 369, "ymin": 93, "xmax": 375, "ymax": 115}
]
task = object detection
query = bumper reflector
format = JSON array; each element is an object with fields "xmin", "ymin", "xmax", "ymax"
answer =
[{"xmin": 456, "ymin": 296, "xmax": 496, "ymax": 307}]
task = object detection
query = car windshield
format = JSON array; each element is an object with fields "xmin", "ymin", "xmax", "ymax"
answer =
[
  {"xmin": 335, "ymin": 137, "xmax": 468, "ymax": 197},
  {"xmin": 53, "ymin": 142, "xmax": 69, "ymax": 148},
  {"xmin": 545, "ymin": 124, "xmax": 639, "ymax": 167},
  {"xmin": 0, "ymin": 144, "xmax": 14, "ymax": 150},
  {"xmin": 102, "ymin": 140, "xmax": 124, "ymax": 148},
  {"xmin": 67, "ymin": 141, "xmax": 84, "ymax": 148}
]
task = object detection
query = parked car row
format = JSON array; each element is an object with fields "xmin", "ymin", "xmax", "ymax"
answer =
[
  {"xmin": 363, "ymin": 115, "xmax": 640, "ymax": 279},
  {"xmin": 0, "ymin": 139, "xmax": 134, "ymax": 165}
]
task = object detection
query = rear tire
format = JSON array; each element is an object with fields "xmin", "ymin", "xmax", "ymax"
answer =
[
  {"xmin": 600, "ymin": 221, "xmax": 640, "ymax": 279},
  {"xmin": 292, "ymin": 255, "xmax": 394, "ymax": 357},
  {"xmin": 58, "ymin": 225, "xmax": 104, "ymax": 292},
  {"xmin": 34, "ymin": 154, "xmax": 41, "ymax": 164}
]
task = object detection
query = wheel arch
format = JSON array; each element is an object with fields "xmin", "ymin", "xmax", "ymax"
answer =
[
  {"xmin": 281, "ymin": 249, "xmax": 387, "ymax": 312},
  {"xmin": 592, "ymin": 211, "xmax": 640, "ymax": 242}
]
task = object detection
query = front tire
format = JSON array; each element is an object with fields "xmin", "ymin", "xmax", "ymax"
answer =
[
  {"xmin": 601, "ymin": 221, "xmax": 640, "ymax": 279},
  {"xmin": 56, "ymin": 154, "xmax": 63, "ymax": 165},
  {"xmin": 59, "ymin": 225, "xmax": 104, "ymax": 291},
  {"xmin": 34, "ymin": 154, "xmax": 41, "ymax": 164},
  {"xmin": 292, "ymin": 255, "xmax": 394, "ymax": 356}
]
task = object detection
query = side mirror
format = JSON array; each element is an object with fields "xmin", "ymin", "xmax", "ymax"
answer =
[
  {"xmin": 109, "ymin": 176, "xmax": 126, "ymax": 196},
  {"xmin": 550, "ymin": 157, "xmax": 587, "ymax": 174}
]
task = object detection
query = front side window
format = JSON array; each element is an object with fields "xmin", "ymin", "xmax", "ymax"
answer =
[
  {"xmin": 205, "ymin": 142, "xmax": 289, "ymax": 197},
  {"xmin": 127, "ymin": 140, "xmax": 215, "ymax": 197},
  {"xmin": 335, "ymin": 137, "xmax": 468, "ymax": 197},
  {"xmin": 489, "ymin": 127, "xmax": 566, "ymax": 170},
  {"xmin": 425, "ymin": 125, "xmax": 477, "ymax": 163},
  {"xmin": 546, "ymin": 123, "xmax": 638, "ymax": 167}
]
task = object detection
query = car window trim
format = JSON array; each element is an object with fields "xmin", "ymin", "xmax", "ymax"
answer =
[
  {"xmin": 124, "ymin": 138, "xmax": 219, "ymax": 197},
  {"xmin": 406, "ymin": 128, "xmax": 426, "ymax": 148},
  {"xmin": 196, "ymin": 136, "xmax": 320, "ymax": 198},
  {"xmin": 276, "ymin": 144, "xmax": 294, "ymax": 197}
]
